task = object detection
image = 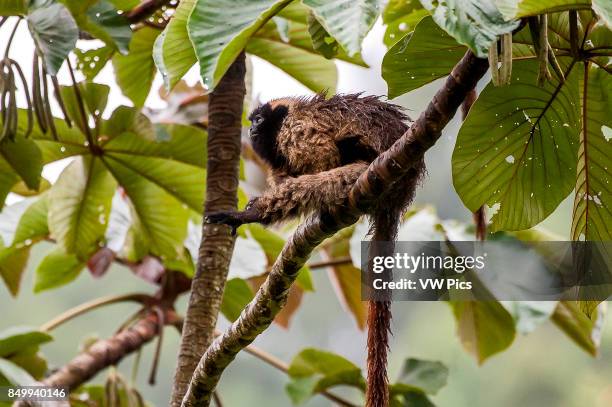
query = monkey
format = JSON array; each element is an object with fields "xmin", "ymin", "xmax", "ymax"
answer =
[{"xmin": 206, "ymin": 93, "xmax": 425, "ymax": 407}]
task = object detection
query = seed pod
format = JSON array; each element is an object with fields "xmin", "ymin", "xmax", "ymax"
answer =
[
  {"xmin": 51, "ymin": 75, "xmax": 72, "ymax": 127},
  {"xmin": 10, "ymin": 59, "xmax": 33, "ymax": 138},
  {"xmin": 32, "ymin": 51, "xmax": 48, "ymax": 134},
  {"xmin": 41, "ymin": 65, "xmax": 58, "ymax": 140}
]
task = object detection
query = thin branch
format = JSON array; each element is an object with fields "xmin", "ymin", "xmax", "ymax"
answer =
[
  {"xmin": 126, "ymin": 0, "xmax": 172, "ymax": 23},
  {"xmin": 40, "ymin": 293, "xmax": 155, "ymax": 332},
  {"xmin": 181, "ymin": 50, "xmax": 490, "ymax": 406},
  {"xmin": 3, "ymin": 18, "xmax": 21, "ymax": 59},
  {"xmin": 308, "ymin": 256, "xmax": 353, "ymax": 269}
]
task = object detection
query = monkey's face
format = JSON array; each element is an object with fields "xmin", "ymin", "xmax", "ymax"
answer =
[{"xmin": 248, "ymin": 102, "xmax": 289, "ymax": 168}]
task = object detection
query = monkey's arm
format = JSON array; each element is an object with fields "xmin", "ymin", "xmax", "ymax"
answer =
[{"xmin": 206, "ymin": 162, "xmax": 368, "ymax": 229}]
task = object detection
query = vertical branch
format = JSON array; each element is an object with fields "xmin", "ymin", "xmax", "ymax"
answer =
[{"xmin": 171, "ymin": 52, "xmax": 246, "ymax": 406}]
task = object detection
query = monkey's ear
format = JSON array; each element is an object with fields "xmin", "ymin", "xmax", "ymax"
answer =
[{"xmin": 271, "ymin": 105, "xmax": 288, "ymax": 123}]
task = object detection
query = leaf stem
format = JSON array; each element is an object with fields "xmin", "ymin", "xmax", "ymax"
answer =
[
  {"xmin": 66, "ymin": 58, "xmax": 97, "ymax": 150},
  {"xmin": 3, "ymin": 18, "xmax": 21, "ymax": 59},
  {"xmin": 308, "ymin": 256, "xmax": 353, "ymax": 269},
  {"xmin": 569, "ymin": 10, "xmax": 579, "ymax": 57},
  {"xmin": 40, "ymin": 293, "xmax": 155, "ymax": 332}
]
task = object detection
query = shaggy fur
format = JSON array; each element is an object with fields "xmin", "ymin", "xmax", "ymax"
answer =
[{"xmin": 207, "ymin": 93, "xmax": 425, "ymax": 407}]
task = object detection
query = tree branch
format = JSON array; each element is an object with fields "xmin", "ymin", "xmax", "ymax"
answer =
[
  {"xmin": 171, "ymin": 52, "xmax": 246, "ymax": 406},
  {"xmin": 181, "ymin": 50, "xmax": 489, "ymax": 406},
  {"xmin": 41, "ymin": 312, "xmax": 164, "ymax": 390}
]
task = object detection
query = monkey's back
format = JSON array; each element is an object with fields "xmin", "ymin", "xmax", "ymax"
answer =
[{"xmin": 271, "ymin": 94, "xmax": 410, "ymax": 175}]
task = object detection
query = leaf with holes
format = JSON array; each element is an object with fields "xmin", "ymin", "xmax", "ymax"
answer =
[
  {"xmin": 572, "ymin": 65, "xmax": 611, "ymax": 240},
  {"xmin": 48, "ymin": 157, "xmax": 116, "ymax": 259},
  {"xmin": 452, "ymin": 60, "xmax": 581, "ymax": 231},
  {"xmin": 382, "ymin": 0, "xmax": 427, "ymax": 46},
  {"xmin": 382, "ymin": 16, "xmax": 466, "ymax": 98},
  {"xmin": 75, "ymin": 46, "xmax": 114, "ymax": 81},
  {"xmin": 187, "ymin": 0, "xmax": 293, "ymax": 89},
  {"xmin": 419, "ymin": 0, "xmax": 518, "ymax": 58},
  {"xmin": 112, "ymin": 27, "xmax": 159, "ymax": 107}
]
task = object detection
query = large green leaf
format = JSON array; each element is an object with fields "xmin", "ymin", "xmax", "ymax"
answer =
[
  {"xmin": 551, "ymin": 301, "xmax": 606, "ymax": 356},
  {"xmin": 0, "ymin": 137, "xmax": 43, "ymax": 191},
  {"xmin": 592, "ymin": 0, "xmax": 611, "ymax": 28},
  {"xmin": 27, "ymin": 2, "xmax": 78, "ymax": 75},
  {"xmin": 187, "ymin": 0, "xmax": 293, "ymax": 89},
  {"xmin": 112, "ymin": 27, "xmax": 159, "ymax": 107},
  {"xmin": 286, "ymin": 348, "xmax": 365, "ymax": 404},
  {"xmin": 382, "ymin": 16, "xmax": 466, "ymax": 98},
  {"xmin": 60, "ymin": 82, "xmax": 110, "ymax": 134},
  {"xmin": 153, "ymin": 0, "xmax": 197, "ymax": 90},
  {"xmin": 34, "ymin": 248, "xmax": 84, "ymax": 292},
  {"xmin": 420, "ymin": 0, "xmax": 519, "ymax": 58},
  {"xmin": 0, "ymin": 327, "xmax": 51, "ymax": 358},
  {"xmin": 572, "ymin": 65, "xmax": 611, "ymax": 240},
  {"xmin": 449, "ymin": 301, "xmax": 516, "ymax": 363},
  {"xmin": 496, "ymin": 0, "xmax": 592, "ymax": 19},
  {"xmin": 0, "ymin": 245, "xmax": 29, "ymax": 296},
  {"xmin": 0, "ymin": 0, "xmax": 27, "ymax": 15},
  {"xmin": 303, "ymin": 0, "xmax": 381, "ymax": 57},
  {"xmin": 48, "ymin": 157, "xmax": 116, "ymax": 259},
  {"xmin": 452, "ymin": 60, "xmax": 581, "ymax": 231}
]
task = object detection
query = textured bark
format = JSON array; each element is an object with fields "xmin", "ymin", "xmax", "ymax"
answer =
[
  {"xmin": 181, "ymin": 51, "xmax": 489, "ymax": 406},
  {"xmin": 171, "ymin": 53, "xmax": 246, "ymax": 406},
  {"xmin": 41, "ymin": 314, "xmax": 160, "ymax": 389}
]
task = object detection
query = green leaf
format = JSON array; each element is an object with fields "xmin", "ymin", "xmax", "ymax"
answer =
[
  {"xmin": 103, "ymin": 158, "xmax": 190, "ymax": 260},
  {"xmin": 153, "ymin": 0, "xmax": 198, "ymax": 90},
  {"xmin": 60, "ymin": 82, "xmax": 110, "ymax": 134},
  {"xmin": 495, "ymin": 0, "xmax": 592, "ymax": 19},
  {"xmin": 0, "ymin": 163, "xmax": 19, "ymax": 209},
  {"xmin": 572, "ymin": 65, "xmax": 611, "ymax": 240},
  {"xmin": 307, "ymin": 12, "xmax": 340, "ymax": 59},
  {"xmin": 394, "ymin": 358, "xmax": 448, "ymax": 395},
  {"xmin": 391, "ymin": 392, "xmax": 436, "ymax": 407},
  {"xmin": 246, "ymin": 36, "xmax": 337, "ymax": 94},
  {"xmin": 220, "ymin": 278, "xmax": 254, "ymax": 321},
  {"xmin": 551, "ymin": 301, "xmax": 606, "ymax": 356},
  {"xmin": 0, "ymin": 327, "xmax": 51, "ymax": 358},
  {"xmin": 286, "ymin": 348, "xmax": 365, "ymax": 404},
  {"xmin": 187, "ymin": 0, "xmax": 293, "ymax": 89},
  {"xmin": 449, "ymin": 300, "xmax": 516, "ymax": 363},
  {"xmin": 8, "ymin": 347, "xmax": 48, "ymax": 380},
  {"xmin": 0, "ymin": 137, "xmax": 43, "ymax": 192},
  {"xmin": 103, "ymin": 105, "xmax": 156, "ymax": 142},
  {"xmin": 593, "ymin": 0, "xmax": 611, "ymax": 28},
  {"xmin": 0, "ymin": 0, "xmax": 27, "ymax": 15},
  {"xmin": 66, "ymin": 0, "xmax": 132, "ymax": 52},
  {"xmin": 112, "ymin": 27, "xmax": 159, "ymax": 107},
  {"xmin": 452, "ymin": 60, "xmax": 581, "ymax": 231},
  {"xmin": 303, "ymin": 0, "xmax": 381, "ymax": 57},
  {"xmin": 247, "ymin": 224, "xmax": 314, "ymax": 291},
  {"xmin": 75, "ymin": 46, "xmax": 114, "ymax": 81},
  {"xmin": 382, "ymin": 16, "xmax": 465, "ymax": 98},
  {"xmin": 0, "ymin": 359, "xmax": 35, "ymax": 386},
  {"xmin": 34, "ymin": 248, "xmax": 85, "ymax": 292},
  {"xmin": 0, "ymin": 246, "xmax": 29, "ymax": 296},
  {"xmin": 382, "ymin": 0, "xmax": 427, "ymax": 46},
  {"xmin": 503, "ymin": 301, "xmax": 557, "ymax": 334},
  {"xmin": 419, "ymin": 0, "xmax": 519, "ymax": 58},
  {"xmin": 26, "ymin": 2, "xmax": 78, "ymax": 75},
  {"xmin": 48, "ymin": 157, "xmax": 116, "ymax": 259}
]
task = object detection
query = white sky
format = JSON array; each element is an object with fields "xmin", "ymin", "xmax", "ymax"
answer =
[{"xmin": 2, "ymin": 19, "xmax": 390, "ymax": 205}]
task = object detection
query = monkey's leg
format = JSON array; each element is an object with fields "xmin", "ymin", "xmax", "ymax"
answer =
[{"xmin": 206, "ymin": 162, "xmax": 369, "ymax": 229}]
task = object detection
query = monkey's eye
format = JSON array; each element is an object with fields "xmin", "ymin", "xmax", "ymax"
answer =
[{"xmin": 252, "ymin": 116, "xmax": 263, "ymax": 125}]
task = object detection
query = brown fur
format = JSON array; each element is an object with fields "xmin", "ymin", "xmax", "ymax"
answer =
[{"xmin": 206, "ymin": 94, "xmax": 425, "ymax": 407}]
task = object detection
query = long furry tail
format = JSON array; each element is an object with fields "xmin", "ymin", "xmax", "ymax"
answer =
[{"xmin": 365, "ymin": 210, "xmax": 399, "ymax": 407}]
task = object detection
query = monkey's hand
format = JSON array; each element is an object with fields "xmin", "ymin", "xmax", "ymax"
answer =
[{"xmin": 204, "ymin": 199, "xmax": 264, "ymax": 234}]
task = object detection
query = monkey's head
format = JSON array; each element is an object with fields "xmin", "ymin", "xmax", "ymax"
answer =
[{"xmin": 248, "ymin": 100, "xmax": 289, "ymax": 168}]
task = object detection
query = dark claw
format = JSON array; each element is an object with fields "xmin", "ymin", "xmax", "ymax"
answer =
[{"xmin": 205, "ymin": 212, "xmax": 243, "ymax": 235}]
